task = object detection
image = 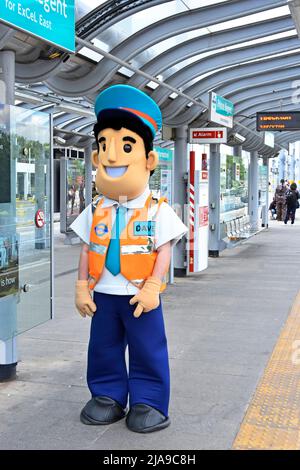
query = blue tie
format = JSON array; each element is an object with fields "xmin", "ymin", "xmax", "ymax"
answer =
[{"xmin": 105, "ymin": 205, "xmax": 127, "ymax": 276}]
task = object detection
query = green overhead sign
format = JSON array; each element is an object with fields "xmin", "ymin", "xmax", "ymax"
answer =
[
  {"xmin": 154, "ymin": 147, "xmax": 173, "ymax": 163},
  {"xmin": 209, "ymin": 92, "xmax": 234, "ymax": 128},
  {"xmin": 0, "ymin": 0, "xmax": 75, "ymax": 52}
]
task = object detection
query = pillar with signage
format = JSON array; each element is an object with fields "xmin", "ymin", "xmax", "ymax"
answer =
[
  {"xmin": 187, "ymin": 128, "xmax": 228, "ymax": 274},
  {"xmin": 187, "ymin": 150, "xmax": 209, "ymax": 274},
  {"xmin": 189, "ymin": 129, "xmax": 227, "ymax": 260}
]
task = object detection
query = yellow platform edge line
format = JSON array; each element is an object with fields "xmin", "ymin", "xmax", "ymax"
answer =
[{"xmin": 232, "ymin": 290, "xmax": 300, "ymax": 450}]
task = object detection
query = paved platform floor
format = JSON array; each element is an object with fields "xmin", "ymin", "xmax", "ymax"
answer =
[{"xmin": 0, "ymin": 217, "xmax": 300, "ymax": 450}]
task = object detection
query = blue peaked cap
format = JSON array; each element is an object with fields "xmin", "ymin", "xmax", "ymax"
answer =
[{"xmin": 94, "ymin": 84, "xmax": 162, "ymax": 138}]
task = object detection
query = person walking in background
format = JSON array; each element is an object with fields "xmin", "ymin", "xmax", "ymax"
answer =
[
  {"xmin": 275, "ymin": 179, "xmax": 287, "ymax": 221},
  {"xmin": 284, "ymin": 182, "xmax": 299, "ymax": 225}
]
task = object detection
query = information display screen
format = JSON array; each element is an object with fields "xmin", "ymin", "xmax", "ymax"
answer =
[{"xmin": 257, "ymin": 112, "xmax": 300, "ymax": 131}]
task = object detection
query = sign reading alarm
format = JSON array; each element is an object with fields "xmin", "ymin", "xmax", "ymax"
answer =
[
  {"xmin": 35, "ymin": 209, "xmax": 45, "ymax": 228},
  {"xmin": 189, "ymin": 127, "xmax": 227, "ymax": 144}
]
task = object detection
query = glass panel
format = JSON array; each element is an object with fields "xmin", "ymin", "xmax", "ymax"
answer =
[
  {"xmin": 259, "ymin": 159, "xmax": 268, "ymax": 207},
  {"xmin": 0, "ymin": 105, "xmax": 52, "ymax": 341},
  {"xmin": 220, "ymin": 145, "xmax": 249, "ymax": 223},
  {"xmin": 66, "ymin": 158, "xmax": 86, "ymax": 231}
]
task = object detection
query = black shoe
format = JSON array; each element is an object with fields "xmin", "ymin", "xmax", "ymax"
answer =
[
  {"xmin": 126, "ymin": 404, "xmax": 170, "ymax": 433},
  {"xmin": 80, "ymin": 396, "xmax": 126, "ymax": 425}
]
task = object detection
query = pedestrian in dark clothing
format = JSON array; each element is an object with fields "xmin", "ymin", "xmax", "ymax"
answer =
[
  {"xmin": 275, "ymin": 179, "xmax": 287, "ymax": 221},
  {"xmin": 284, "ymin": 182, "xmax": 299, "ymax": 225},
  {"xmin": 269, "ymin": 199, "xmax": 276, "ymax": 220}
]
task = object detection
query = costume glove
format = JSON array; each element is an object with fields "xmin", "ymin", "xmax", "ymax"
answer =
[
  {"xmin": 75, "ymin": 280, "xmax": 97, "ymax": 318},
  {"xmin": 129, "ymin": 276, "xmax": 161, "ymax": 318}
]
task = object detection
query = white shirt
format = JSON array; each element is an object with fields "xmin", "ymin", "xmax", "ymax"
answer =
[{"xmin": 70, "ymin": 186, "xmax": 188, "ymax": 295}]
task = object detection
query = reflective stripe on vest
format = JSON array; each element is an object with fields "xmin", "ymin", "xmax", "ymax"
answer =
[{"xmin": 88, "ymin": 194, "xmax": 166, "ymax": 291}]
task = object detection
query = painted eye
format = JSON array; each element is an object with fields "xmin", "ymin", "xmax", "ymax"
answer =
[
  {"xmin": 123, "ymin": 143, "xmax": 132, "ymax": 153},
  {"xmin": 102, "ymin": 143, "xmax": 106, "ymax": 152}
]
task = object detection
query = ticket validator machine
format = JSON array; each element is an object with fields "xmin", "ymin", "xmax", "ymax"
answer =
[{"xmin": 0, "ymin": 104, "xmax": 53, "ymax": 380}]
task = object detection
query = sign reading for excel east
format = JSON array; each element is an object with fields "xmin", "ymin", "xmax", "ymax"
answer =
[
  {"xmin": 0, "ymin": 0, "xmax": 75, "ymax": 52},
  {"xmin": 257, "ymin": 112, "xmax": 300, "ymax": 132},
  {"xmin": 189, "ymin": 127, "xmax": 227, "ymax": 144}
]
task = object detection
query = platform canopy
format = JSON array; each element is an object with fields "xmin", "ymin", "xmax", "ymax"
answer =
[{"xmin": 1, "ymin": 0, "xmax": 300, "ymax": 155}]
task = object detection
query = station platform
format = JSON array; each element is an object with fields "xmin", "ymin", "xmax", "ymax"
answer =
[{"xmin": 0, "ymin": 218, "xmax": 300, "ymax": 450}]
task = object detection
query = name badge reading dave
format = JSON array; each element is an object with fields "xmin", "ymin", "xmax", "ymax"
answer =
[{"xmin": 134, "ymin": 221, "xmax": 156, "ymax": 236}]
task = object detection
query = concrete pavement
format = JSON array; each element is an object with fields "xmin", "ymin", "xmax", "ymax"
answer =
[{"xmin": 0, "ymin": 218, "xmax": 299, "ymax": 449}]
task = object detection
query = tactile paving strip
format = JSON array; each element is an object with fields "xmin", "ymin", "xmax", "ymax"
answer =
[{"xmin": 232, "ymin": 291, "xmax": 300, "ymax": 450}]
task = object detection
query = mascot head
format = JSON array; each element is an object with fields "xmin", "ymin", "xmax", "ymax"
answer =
[{"xmin": 92, "ymin": 84, "xmax": 162, "ymax": 201}]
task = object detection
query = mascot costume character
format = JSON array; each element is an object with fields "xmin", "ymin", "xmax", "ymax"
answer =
[{"xmin": 70, "ymin": 84, "xmax": 187, "ymax": 433}]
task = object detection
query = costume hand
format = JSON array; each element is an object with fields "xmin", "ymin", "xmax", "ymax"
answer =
[
  {"xmin": 129, "ymin": 276, "xmax": 161, "ymax": 318},
  {"xmin": 75, "ymin": 280, "xmax": 97, "ymax": 318}
]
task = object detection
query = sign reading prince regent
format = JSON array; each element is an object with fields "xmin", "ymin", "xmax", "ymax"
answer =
[{"xmin": 0, "ymin": 0, "xmax": 75, "ymax": 52}]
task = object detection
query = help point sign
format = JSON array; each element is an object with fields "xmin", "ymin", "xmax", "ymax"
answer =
[{"xmin": 0, "ymin": 0, "xmax": 75, "ymax": 52}]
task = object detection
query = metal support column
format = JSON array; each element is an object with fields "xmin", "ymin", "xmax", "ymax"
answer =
[
  {"xmin": 0, "ymin": 50, "xmax": 17, "ymax": 381},
  {"xmin": 84, "ymin": 141, "xmax": 93, "ymax": 207},
  {"xmin": 249, "ymin": 151, "xmax": 259, "ymax": 232},
  {"xmin": 234, "ymin": 145, "xmax": 242, "ymax": 158},
  {"xmin": 295, "ymin": 143, "xmax": 300, "ymax": 185},
  {"xmin": 173, "ymin": 126, "xmax": 188, "ymax": 276},
  {"xmin": 289, "ymin": 147, "xmax": 296, "ymax": 182},
  {"xmin": 0, "ymin": 50, "xmax": 15, "ymax": 105},
  {"xmin": 279, "ymin": 149, "xmax": 287, "ymax": 182},
  {"xmin": 209, "ymin": 144, "xmax": 221, "ymax": 257},
  {"xmin": 262, "ymin": 156, "xmax": 270, "ymax": 228}
]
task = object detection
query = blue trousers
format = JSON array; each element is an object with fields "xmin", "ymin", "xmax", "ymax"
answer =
[{"xmin": 87, "ymin": 292, "xmax": 170, "ymax": 417}]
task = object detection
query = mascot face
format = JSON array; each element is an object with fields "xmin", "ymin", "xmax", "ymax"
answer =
[{"xmin": 92, "ymin": 126, "xmax": 158, "ymax": 201}]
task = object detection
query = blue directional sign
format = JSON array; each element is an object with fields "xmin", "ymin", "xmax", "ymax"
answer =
[{"xmin": 0, "ymin": 0, "xmax": 75, "ymax": 53}]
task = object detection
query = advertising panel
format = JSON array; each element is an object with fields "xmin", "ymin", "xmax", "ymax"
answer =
[
  {"xmin": 0, "ymin": 234, "xmax": 19, "ymax": 298},
  {"xmin": 66, "ymin": 158, "xmax": 85, "ymax": 231},
  {"xmin": 151, "ymin": 147, "xmax": 173, "ymax": 203}
]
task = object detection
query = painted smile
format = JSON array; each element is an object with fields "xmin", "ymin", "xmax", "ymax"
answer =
[{"xmin": 104, "ymin": 166, "xmax": 128, "ymax": 178}]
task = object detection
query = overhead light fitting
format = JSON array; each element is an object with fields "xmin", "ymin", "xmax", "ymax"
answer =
[
  {"xmin": 14, "ymin": 91, "xmax": 44, "ymax": 105},
  {"xmin": 54, "ymin": 135, "xmax": 67, "ymax": 145},
  {"xmin": 56, "ymin": 104, "xmax": 94, "ymax": 118}
]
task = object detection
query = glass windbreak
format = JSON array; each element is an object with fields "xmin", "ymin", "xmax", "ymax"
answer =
[
  {"xmin": 220, "ymin": 148, "xmax": 249, "ymax": 223},
  {"xmin": 258, "ymin": 159, "xmax": 268, "ymax": 207},
  {"xmin": 0, "ymin": 105, "xmax": 51, "ymax": 341}
]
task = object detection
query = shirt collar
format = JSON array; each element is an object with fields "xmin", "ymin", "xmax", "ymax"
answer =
[{"xmin": 100, "ymin": 186, "xmax": 151, "ymax": 209}]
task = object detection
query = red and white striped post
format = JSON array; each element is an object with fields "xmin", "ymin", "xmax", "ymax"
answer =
[{"xmin": 189, "ymin": 150, "xmax": 196, "ymax": 273}]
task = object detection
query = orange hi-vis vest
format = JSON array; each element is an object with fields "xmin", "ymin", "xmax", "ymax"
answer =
[{"xmin": 88, "ymin": 193, "xmax": 167, "ymax": 292}]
